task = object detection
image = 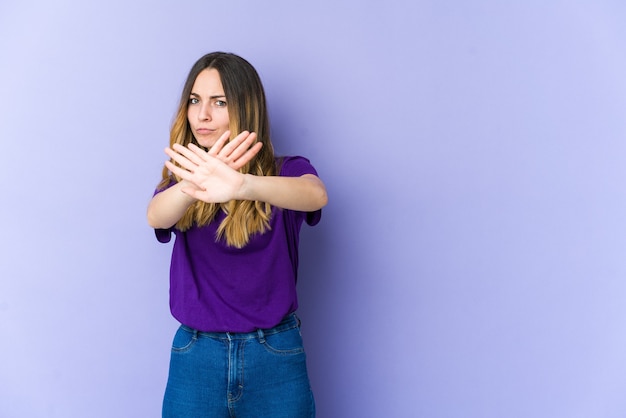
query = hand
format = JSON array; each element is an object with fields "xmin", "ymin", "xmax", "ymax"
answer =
[
  {"xmin": 207, "ymin": 130, "xmax": 263, "ymax": 169},
  {"xmin": 164, "ymin": 131, "xmax": 261, "ymax": 203}
]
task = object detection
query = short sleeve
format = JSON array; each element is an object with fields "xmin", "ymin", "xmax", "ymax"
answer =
[
  {"xmin": 152, "ymin": 180, "xmax": 176, "ymax": 243},
  {"xmin": 155, "ymin": 227, "xmax": 173, "ymax": 243},
  {"xmin": 279, "ymin": 156, "xmax": 322, "ymax": 226}
]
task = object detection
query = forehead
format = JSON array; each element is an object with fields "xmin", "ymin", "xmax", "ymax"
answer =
[{"xmin": 191, "ymin": 68, "xmax": 224, "ymax": 94}]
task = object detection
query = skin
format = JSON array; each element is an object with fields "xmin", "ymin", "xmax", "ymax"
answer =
[
  {"xmin": 186, "ymin": 69, "xmax": 231, "ymax": 149},
  {"xmin": 146, "ymin": 70, "xmax": 328, "ymax": 230}
]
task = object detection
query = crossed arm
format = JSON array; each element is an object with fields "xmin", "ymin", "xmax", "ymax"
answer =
[{"xmin": 147, "ymin": 131, "xmax": 328, "ymax": 229}]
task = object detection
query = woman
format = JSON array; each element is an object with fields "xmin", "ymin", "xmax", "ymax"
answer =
[{"xmin": 147, "ymin": 52, "xmax": 327, "ymax": 417}]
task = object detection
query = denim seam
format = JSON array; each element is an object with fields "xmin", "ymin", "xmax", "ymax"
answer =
[
  {"xmin": 171, "ymin": 328, "xmax": 198, "ymax": 353},
  {"xmin": 181, "ymin": 316, "xmax": 300, "ymax": 341},
  {"xmin": 259, "ymin": 328, "xmax": 305, "ymax": 356}
]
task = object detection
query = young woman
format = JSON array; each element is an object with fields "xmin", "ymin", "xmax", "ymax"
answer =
[{"xmin": 147, "ymin": 52, "xmax": 327, "ymax": 417}]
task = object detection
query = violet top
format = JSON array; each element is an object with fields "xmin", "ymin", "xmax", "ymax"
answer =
[{"xmin": 154, "ymin": 156, "xmax": 322, "ymax": 333}]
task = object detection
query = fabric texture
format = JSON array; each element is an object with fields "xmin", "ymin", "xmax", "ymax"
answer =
[
  {"xmin": 154, "ymin": 156, "xmax": 321, "ymax": 332},
  {"xmin": 162, "ymin": 314, "xmax": 315, "ymax": 418}
]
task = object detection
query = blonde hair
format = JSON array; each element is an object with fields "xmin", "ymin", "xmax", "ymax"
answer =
[{"xmin": 159, "ymin": 52, "xmax": 277, "ymax": 248}]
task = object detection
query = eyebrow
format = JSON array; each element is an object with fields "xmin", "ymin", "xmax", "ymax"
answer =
[{"xmin": 190, "ymin": 92, "xmax": 226, "ymax": 99}]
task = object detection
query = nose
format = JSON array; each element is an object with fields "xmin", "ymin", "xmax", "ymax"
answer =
[{"xmin": 198, "ymin": 102, "xmax": 212, "ymax": 121}]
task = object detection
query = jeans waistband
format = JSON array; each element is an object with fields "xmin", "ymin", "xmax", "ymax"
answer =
[{"xmin": 180, "ymin": 313, "xmax": 300, "ymax": 341}]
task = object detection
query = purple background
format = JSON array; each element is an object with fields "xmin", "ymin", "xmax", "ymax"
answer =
[{"xmin": 2, "ymin": 1, "xmax": 626, "ymax": 417}]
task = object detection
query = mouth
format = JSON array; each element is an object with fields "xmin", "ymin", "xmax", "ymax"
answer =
[{"xmin": 195, "ymin": 128, "xmax": 215, "ymax": 135}]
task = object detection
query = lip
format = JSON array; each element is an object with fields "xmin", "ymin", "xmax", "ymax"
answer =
[{"xmin": 195, "ymin": 128, "xmax": 215, "ymax": 135}]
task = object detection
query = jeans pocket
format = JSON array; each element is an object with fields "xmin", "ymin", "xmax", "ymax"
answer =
[
  {"xmin": 171, "ymin": 326, "xmax": 198, "ymax": 353},
  {"xmin": 260, "ymin": 327, "xmax": 305, "ymax": 356}
]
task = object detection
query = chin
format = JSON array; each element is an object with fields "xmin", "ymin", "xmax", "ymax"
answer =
[{"xmin": 195, "ymin": 138, "xmax": 217, "ymax": 149}]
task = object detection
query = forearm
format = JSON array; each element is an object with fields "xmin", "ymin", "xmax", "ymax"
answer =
[
  {"xmin": 239, "ymin": 174, "xmax": 328, "ymax": 212},
  {"xmin": 147, "ymin": 181, "xmax": 197, "ymax": 229}
]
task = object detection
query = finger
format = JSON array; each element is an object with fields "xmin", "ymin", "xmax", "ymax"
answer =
[
  {"xmin": 172, "ymin": 143, "xmax": 206, "ymax": 165},
  {"xmin": 225, "ymin": 132, "xmax": 258, "ymax": 162},
  {"xmin": 217, "ymin": 131, "xmax": 251, "ymax": 158},
  {"xmin": 231, "ymin": 142, "xmax": 263, "ymax": 170},
  {"xmin": 207, "ymin": 130, "xmax": 231, "ymax": 156},
  {"xmin": 165, "ymin": 147, "xmax": 198, "ymax": 172},
  {"xmin": 165, "ymin": 160, "xmax": 193, "ymax": 181}
]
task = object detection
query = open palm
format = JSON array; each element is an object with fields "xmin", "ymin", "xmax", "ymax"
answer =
[{"xmin": 164, "ymin": 130, "xmax": 262, "ymax": 203}]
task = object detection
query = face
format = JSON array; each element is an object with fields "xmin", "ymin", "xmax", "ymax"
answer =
[{"xmin": 187, "ymin": 68, "xmax": 230, "ymax": 148}]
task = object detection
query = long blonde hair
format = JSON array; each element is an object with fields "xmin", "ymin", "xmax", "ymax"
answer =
[{"xmin": 159, "ymin": 52, "xmax": 277, "ymax": 248}]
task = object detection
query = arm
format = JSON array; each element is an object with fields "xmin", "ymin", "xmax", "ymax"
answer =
[
  {"xmin": 164, "ymin": 141, "xmax": 328, "ymax": 212},
  {"xmin": 239, "ymin": 173, "xmax": 327, "ymax": 212},
  {"xmin": 147, "ymin": 180, "xmax": 197, "ymax": 229},
  {"xmin": 147, "ymin": 130, "xmax": 263, "ymax": 229}
]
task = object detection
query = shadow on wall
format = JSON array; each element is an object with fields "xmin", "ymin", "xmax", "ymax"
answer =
[
  {"xmin": 296, "ymin": 211, "xmax": 352, "ymax": 415},
  {"xmin": 265, "ymin": 62, "xmax": 357, "ymax": 414}
]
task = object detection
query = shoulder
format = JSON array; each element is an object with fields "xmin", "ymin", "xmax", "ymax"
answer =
[{"xmin": 276, "ymin": 156, "xmax": 319, "ymax": 177}]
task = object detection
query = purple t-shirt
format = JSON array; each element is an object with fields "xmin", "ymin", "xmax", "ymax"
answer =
[{"xmin": 154, "ymin": 156, "xmax": 321, "ymax": 332}]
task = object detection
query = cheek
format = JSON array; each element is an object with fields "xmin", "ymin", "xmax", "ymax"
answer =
[
  {"xmin": 218, "ymin": 110, "xmax": 230, "ymax": 127},
  {"xmin": 187, "ymin": 109, "xmax": 199, "ymax": 128}
]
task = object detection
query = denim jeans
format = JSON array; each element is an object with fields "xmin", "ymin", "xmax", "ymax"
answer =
[{"xmin": 162, "ymin": 314, "xmax": 315, "ymax": 417}]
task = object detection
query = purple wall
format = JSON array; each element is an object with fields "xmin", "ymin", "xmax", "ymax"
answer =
[{"xmin": 2, "ymin": 1, "xmax": 626, "ymax": 417}]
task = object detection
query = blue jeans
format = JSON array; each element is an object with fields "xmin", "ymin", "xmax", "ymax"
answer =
[{"xmin": 162, "ymin": 314, "xmax": 315, "ymax": 417}]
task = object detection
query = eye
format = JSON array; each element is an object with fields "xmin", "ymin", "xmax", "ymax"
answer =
[
  {"xmin": 214, "ymin": 100, "xmax": 227, "ymax": 107},
  {"xmin": 189, "ymin": 97, "xmax": 199, "ymax": 105}
]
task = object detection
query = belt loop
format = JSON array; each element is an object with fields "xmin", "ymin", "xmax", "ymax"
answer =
[{"xmin": 257, "ymin": 328, "xmax": 265, "ymax": 344}]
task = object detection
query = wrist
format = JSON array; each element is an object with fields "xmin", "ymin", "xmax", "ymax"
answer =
[
  {"xmin": 176, "ymin": 180, "xmax": 198, "ymax": 203},
  {"xmin": 238, "ymin": 173, "xmax": 255, "ymax": 201}
]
